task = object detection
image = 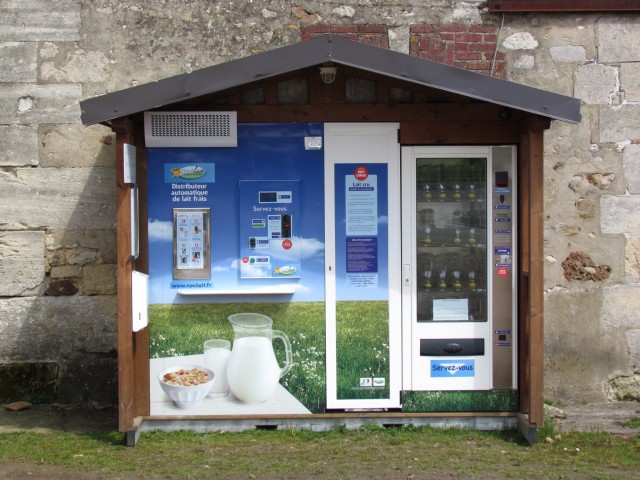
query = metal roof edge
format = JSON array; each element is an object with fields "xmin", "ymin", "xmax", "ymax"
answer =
[
  {"xmin": 80, "ymin": 36, "xmax": 333, "ymax": 126},
  {"xmin": 80, "ymin": 34, "xmax": 581, "ymax": 126},
  {"xmin": 326, "ymin": 35, "xmax": 581, "ymax": 124}
]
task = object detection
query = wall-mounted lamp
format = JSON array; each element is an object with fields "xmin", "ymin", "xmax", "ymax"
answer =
[
  {"xmin": 319, "ymin": 66, "xmax": 337, "ymax": 84},
  {"xmin": 498, "ymin": 107, "xmax": 512, "ymax": 121}
]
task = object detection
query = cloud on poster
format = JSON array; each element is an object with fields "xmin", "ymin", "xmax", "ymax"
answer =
[
  {"xmin": 148, "ymin": 219, "xmax": 172, "ymax": 241},
  {"xmin": 299, "ymin": 237, "xmax": 324, "ymax": 259},
  {"xmin": 241, "ymin": 264, "xmax": 272, "ymax": 277},
  {"xmin": 212, "ymin": 258, "xmax": 238, "ymax": 272}
]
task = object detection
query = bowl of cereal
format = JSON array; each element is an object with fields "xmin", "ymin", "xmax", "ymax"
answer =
[{"xmin": 158, "ymin": 365, "xmax": 216, "ymax": 409}]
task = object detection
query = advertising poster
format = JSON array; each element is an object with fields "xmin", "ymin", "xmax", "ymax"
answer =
[
  {"xmin": 333, "ymin": 163, "xmax": 391, "ymax": 401},
  {"xmin": 147, "ymin": 123, "xmax": 329, "ymax": 416}
]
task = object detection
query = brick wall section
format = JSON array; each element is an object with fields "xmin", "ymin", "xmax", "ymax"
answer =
[
  {"xmin": 301, "ymin": 24, "xmax": 505, "ymax": 77},
  {"xmin": 410, "ymin": 24, "xmax": 506, "ymax": 78},
  {"xmin": 301, "ymin": 25, "xmax": 389, "ymax": 48}
]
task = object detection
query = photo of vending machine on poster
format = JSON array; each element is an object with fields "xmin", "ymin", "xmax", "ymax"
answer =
[{"xmin": 238, "ymin": 180, "xmax": 302, "ymax": 279}]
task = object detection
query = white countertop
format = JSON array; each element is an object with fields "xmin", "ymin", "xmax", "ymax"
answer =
[{"xmin": 150, "ymin": 354, "xmax": 311, "ymax": 416}]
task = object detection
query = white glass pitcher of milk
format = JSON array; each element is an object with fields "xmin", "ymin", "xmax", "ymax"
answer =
[{"xmin": 226, "ymin": 313, "xmax": 293, "ymax": 403}]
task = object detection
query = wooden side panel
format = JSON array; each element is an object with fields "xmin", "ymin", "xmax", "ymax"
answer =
[{"xmin": 524, "ymin": 129, "xmax": 545, "ymax": 427}]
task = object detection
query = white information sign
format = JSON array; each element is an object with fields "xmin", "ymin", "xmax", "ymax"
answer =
[
  {"xmin": 433, "ymin": 298, "xmax": 469, "ymax": 321},
  {"xmin": 345, "ymin": 175, "xmax": 378, "ymax": 236}
]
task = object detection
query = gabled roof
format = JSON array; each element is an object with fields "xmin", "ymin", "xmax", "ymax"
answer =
[{"xmin": 80, "ymin": 34, "xmax": 581, "ymax": 126}]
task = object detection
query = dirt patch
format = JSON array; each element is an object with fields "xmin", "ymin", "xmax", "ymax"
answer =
[
  {"xmin": 554, "ymin": 401, "xmax": 640, "ymax": 436},
  {"xmin": 0, "ymin": 462, "xmax": 132, "ymax": 480}
]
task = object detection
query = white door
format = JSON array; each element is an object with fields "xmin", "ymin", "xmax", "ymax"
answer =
[{"xmin": 324, "ymin": 123, "xmax": 402, "ymax": 409}]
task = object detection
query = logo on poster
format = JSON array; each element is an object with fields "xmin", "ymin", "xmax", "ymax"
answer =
[
  {"xmin": 354, "ymin": 166, "xmax": 369, "ymax": 181},
  {"xmin": 282, "ymin": 239, "xmax": 292, "ymax": 250},
  {"xmin": 171, "ymin": 165, "xmax": 206, "ymax": 180}
]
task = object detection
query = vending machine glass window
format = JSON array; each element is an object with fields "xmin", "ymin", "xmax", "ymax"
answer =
[{"xmin": 415, "ymin": 157, "xmax": 487, "ymax": 323}]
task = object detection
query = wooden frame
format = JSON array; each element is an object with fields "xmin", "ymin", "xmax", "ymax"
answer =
[
  {"xmin": 113, "ymin": 118, "xmax": 150, "ymax": 432},
  {"xmin": 111, "ymin": 70, "xmax": 550, "ymax": 433}
]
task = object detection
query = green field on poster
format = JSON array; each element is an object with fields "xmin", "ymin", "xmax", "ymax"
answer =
[{"xmin": 149, "ymin": 301, "xmax": 391, "ymax": 412}]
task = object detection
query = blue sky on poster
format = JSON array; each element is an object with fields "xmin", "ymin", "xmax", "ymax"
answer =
[{"xmin": 146, "ymin": 124, "xmax": 390, "ymax": 304}]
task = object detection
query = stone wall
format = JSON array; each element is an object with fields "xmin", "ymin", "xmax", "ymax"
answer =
[
  {"xmin": 0, "ymin": 0, "xmax": 117, "ymax": 405},
  {"xmin": 0, "ymin": 1, "xmax": 638, "ymax": 407}
]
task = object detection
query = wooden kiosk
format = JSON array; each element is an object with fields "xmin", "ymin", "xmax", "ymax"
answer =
[{"xmin": 80, "ymin": 35, "xmax": 581, "ymax": 444}]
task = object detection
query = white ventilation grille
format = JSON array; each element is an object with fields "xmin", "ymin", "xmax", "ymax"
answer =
[{"xmin": 144, "ymin": 111, "xmax": 237, "ymax": 147}]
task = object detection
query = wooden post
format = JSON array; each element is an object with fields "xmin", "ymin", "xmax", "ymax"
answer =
[
  {"xmin": 133, "ymin": 135, "xmax": 150, "ymax": 421},
  {"xmin": 521, "ymin": 117, "xmax": 548, "ymax": 427},
  {"xmin": 528, "ymin": 129, "xmax": 545, "ymax": 427},
  {"xmin": 112, "ymin": 117, "xmax": 150, "ymax": 432},
  {"xmin": 518, "ymin": 132, "xmax": 531, "ymax": 417}
]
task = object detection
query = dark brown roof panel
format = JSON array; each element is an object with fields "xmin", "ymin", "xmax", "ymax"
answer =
[{"xmin": 80, "ymin": 34, "xmax": 581, "ymax": 126}]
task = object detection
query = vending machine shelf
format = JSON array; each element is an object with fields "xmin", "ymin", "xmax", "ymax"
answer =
[
  {"xmin": 417, "ymin": 197, "xmax": 486, "ymax": 204},
  {"xmin": 416, "ymin": 184, "xmax": 486, "ymax": 203},
  {"xmin": 418, "ymin": 287, "xmax": 487, "ymax": 294},
  {"xmin": 419, "ymin": 241, "xmax": 486, "ymax": 249}
]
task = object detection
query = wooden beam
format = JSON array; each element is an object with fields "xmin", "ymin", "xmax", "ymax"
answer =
[
  {"xmin": 209, "ymin": 103, "xmax": 519, "ymax": 124},
  {"xmin": 112, "ymin": 117, "xmax": 136, "ymax": 432},
  {"xmin": 489, "ymin": 0, "xmax": 640, "ymax": 11},
  {"xmin": 400, "ymin": 120, "xmax": 521, "ymax": 145}
]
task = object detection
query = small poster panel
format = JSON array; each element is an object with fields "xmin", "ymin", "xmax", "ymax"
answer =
[{"xmin": 173, "ymin": 208, "xmax": 211, "ymax": 280}]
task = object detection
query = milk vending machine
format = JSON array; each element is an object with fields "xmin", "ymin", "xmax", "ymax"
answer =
[{"xmin": 401, "ymin": 146, "xmax": 517, "ymax": 396}]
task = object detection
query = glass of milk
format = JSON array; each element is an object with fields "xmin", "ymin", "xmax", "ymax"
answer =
[{"xmin": 203, "ymin": 339, "xmax": 231, "ymax": 397}]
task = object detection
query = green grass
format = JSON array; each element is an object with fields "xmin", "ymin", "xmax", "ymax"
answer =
[
  {"xmin": 0, "ymin": 427, "xmax": 639, "ymax": 479},
  {"xmin": 336, "ymin": 301, "xmax": 390, "ymax": 400},
  {"xmin": 402, "ymin": 390, "xmax": 519, "ymax": 412},
  {"xmin": 150, "ymin": 301, "xmax": 401, "ymax": 412},
  {"xmin": 620, "ymin": 416, "xmax": 640, "ymax": 428}
]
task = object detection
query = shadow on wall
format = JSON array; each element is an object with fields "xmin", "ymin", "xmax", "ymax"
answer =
[{"xmin": 2, "ymin": 126, "xmax": 118, "ymax": 406}]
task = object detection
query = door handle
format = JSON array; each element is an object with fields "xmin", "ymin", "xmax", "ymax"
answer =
[
  {"xmin": 403, "ymin": 264, "xmax": 411, "ymax": 285},
  {"xmin": 444, "ymin": 343, "xmax": 463, "ymax": 354}
]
